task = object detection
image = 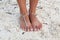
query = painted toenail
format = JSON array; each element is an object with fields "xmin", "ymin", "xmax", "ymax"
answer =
[
  {"xmin": 35, "ymin": 28, "xmax": 36, "ymax": 31},
  {"xmin": 31, "ymin": 29, "xmax": 33, "ymax": 31}
]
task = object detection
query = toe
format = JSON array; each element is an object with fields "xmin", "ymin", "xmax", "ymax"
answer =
[
  {"xmin": 28, "ymin": 25, "xmax": 32, "ymax": 31},
  {"xmin": 23, "ymin": 26, "xmax": 26, "ymax": 31},
  {"xmin": 32, "ymin": 26, "xmax": 36, "ymax": 31},
  {"xmin": 35, "ymin": 26, "xmax": 38, "ymax": 31},
  {"xmin": 22, "ymin": 27, "xmax": 25, "ymax": 31},
  {"xmin": 25, "ymin": 27, "xmax": 28, "ymax": 32},
  {"xmin": 26, "ymin": 26, "xmax": 31, "ymax": 32},
  {"xmin": 29, "ymin": 27, "xmax": 32, "ymax": 31},
  {"xmin": 38, "ymin": 24, "xmax": 42, "ymax": 30},
  {"xmin": 20, "ymin": 25, "xmax": 25, "ymax": 31},
  {"xmin": 26, "ymin": 25, "xmax": 32, "ymax": 32}
]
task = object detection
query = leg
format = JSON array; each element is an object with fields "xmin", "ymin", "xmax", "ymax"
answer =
[
  {"xmin": 17, "ymin": 0, "xmax": 32, "ymax": 31},
  {"xmin": 29, "ymin": 0, "xmax": 38, "ymax": 14},
  {"xmin": 29, "ymin": 0, "xmax": 42, "ymax": 31},
  {"xmin": 17, "ymin": 0, "xmax": 27, "ymax": 15}
]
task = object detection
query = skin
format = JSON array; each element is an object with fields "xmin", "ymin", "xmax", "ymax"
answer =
[{"xmin": 17, "ymin": 0, "xmax": 42, "ymax": 31}]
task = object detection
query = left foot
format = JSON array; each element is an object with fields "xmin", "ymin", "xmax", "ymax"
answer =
[{"xmin": 29, "ymin": 14, "xmax": 42, "ymax": 31}]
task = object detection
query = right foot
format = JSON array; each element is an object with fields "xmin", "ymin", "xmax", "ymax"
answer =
[
  {"xmin": 20, "ymin": 15, "xmax": 32, "ymax": 31},
  {"xmin": 29, "ymin": 14, "xmax": 42, "ymax": 31}
]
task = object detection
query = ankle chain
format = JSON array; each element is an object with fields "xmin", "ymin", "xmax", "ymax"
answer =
[
  {"xmin": 20, "ymin": 13, "xmax": 29, "ymax": 27},
  {"xmin": 20, "ymin": 13, "xmax": 29, "ymax": 17},
  {"xmin": 29, "ymin": 13, "xmax": 38, "ymax": 16}
]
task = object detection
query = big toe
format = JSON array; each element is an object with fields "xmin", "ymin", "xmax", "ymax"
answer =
[
  {"xmin": 37, "ymin": 24, "xmax": 42, "ymax": 30},
  {"xmin": 34, "ymin": 24, "xmax": 42, "ymax": 31},
  {"xmin": 25, "ymin": 25, "xmax": 32, "ymax": 32}
]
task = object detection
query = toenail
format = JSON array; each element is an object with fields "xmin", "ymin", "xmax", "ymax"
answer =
[
  {"xmin": 31, "ymin": 29, "xmax": 33, "ymax": 31},
  {"xmin": 35, "ymin": 28, "xmax": 37, "ymax": 31}
]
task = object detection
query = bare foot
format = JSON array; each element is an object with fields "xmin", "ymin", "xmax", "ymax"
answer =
[
  {"xmin": 20, "ymin": 15, "xmax": 32, "ymax": 31},
  {"xmin": 29, "ymin": 14, "xmax": 42, "ymax": 31}
]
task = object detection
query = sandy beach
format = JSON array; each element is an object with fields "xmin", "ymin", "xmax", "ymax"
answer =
[{"xmin": 0, "ymin": 0, "xmax": 60, "ymax": 40}]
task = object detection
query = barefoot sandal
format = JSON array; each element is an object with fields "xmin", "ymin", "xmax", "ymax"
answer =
[
  {"xmin": 29, "ymin": 13, "xmax": 38, "ymax": 16},
  {"xmin": 20, "ymin": 13, "xmax": 38, "ymax": 30},
  {"xmin": 20, "ymin": 14, "xmax": 29, "ymax": 27}
]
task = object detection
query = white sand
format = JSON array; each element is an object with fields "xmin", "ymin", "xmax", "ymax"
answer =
[{"xmin": 0, "ymin": 0, "xmax": 60, "ymax": 40}]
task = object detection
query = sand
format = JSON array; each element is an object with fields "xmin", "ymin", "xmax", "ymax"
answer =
[{"xmin": 0, "ymin": 0, "xmax": 60, "ymax": 40}]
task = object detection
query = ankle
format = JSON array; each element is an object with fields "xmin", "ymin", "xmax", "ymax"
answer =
[
  {"xmin": 29, "ymin": 14, "xmax": 36, "ymax": 20},
  {"xmin": 20, "ymin": 13, "xmax": 29, "ymax": 17},
  {"xmin": 29, "ymin": 13, "xmax": 37, "ymax": 17}
]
